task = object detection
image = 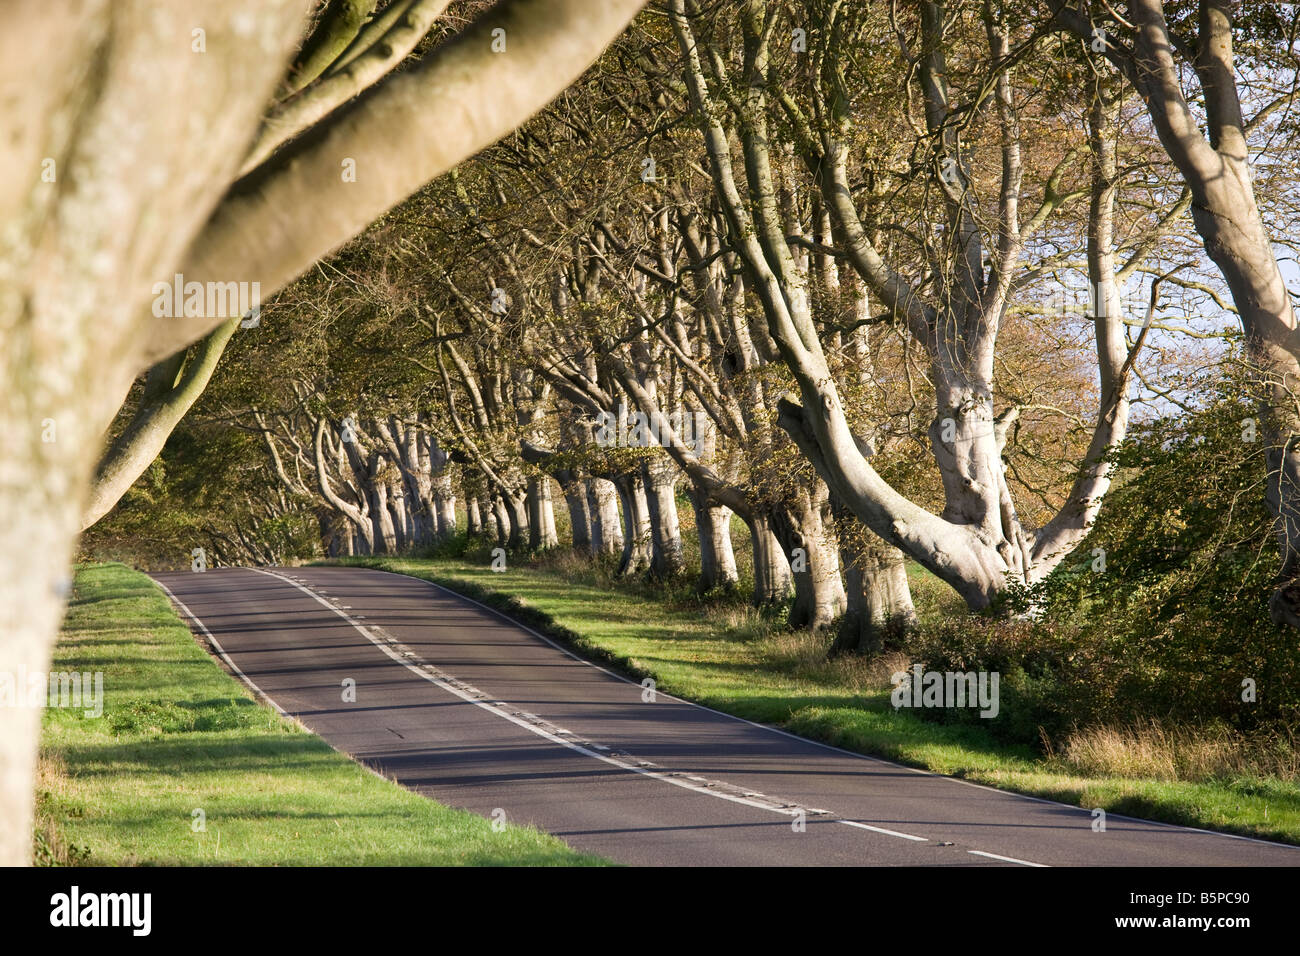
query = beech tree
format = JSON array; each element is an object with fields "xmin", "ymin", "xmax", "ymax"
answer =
[
  {"xmin": 1, "ymin": 0, "xmax": 646, "ymax": 866},
  {"xmin": 1047, "ymin": 0, "xmax": 1300, "ymax": 627},
  {"xmin": 668, "ymin": 0, "xmax": 1193, "ymax": 610},
  {"xmin": 30, "ymin": 0, "xmax": 1283, "ymax": 870}
]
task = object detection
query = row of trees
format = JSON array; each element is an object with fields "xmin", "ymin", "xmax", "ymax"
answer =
[
  {"xmin": 3, "ymin": 0, "xmax": 647, "ymax": 867},
  {"xmin": 106, "ymin": 0, "xmax": 1293, "ymax": 634},
  {"xmin": 11, "ymin": 0, "xmax": 1299, "ymax": 865}
]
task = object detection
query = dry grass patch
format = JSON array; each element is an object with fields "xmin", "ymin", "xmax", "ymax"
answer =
[{"xmin": 1059, "ymin": 721, "xmax": 1300, "ymax": 782}]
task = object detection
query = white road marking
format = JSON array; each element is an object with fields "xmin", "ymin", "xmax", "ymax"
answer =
[
  {"xmin": 246, "ymin": 568, "xmax": 825, "ymax": 822},
  {"xmin": 169, "ymin": 566, "xmax": 1263, "ymax": 868},
  {"xmin": 838, "ymin": 820, "xmax": 927, "ymax": 842},
  {"xmin": 968, "ymin": 850, "xmax": 1047, "ymax": 867},
  {"xmin": 344, "ymin": 566, "xmax": 1300, "ymax": 857}
]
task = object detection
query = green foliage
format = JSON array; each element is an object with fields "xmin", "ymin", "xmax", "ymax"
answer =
[
  {"xmin": 904, "ymin": 367, "xmax": 1300, "ymax": 745},
  {"xmin": 903, "ymin": 614, "xmax": 1114, "ymax": 746},
  {"xmin": 83, "ymin": 420, "xmax": 320, "ymax": 570},
  {"xmin": 1039, "ymin": 371, "xmax": 1299, "ymax": 731}
]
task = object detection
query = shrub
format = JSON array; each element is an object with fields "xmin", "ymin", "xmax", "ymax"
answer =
[{"xmin": 897, "ymin": 363, "xmax": 1300, "ymax": 752}]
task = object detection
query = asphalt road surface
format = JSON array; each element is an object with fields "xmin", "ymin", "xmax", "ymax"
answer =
[{"xmin": 150, "ymin": 565, "xmax": 1300, "ymax": 867}]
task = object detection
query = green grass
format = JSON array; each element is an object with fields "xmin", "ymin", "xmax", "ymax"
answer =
[
  {"xmin": 330, "ymin": 552, "xmax": 1300, "ymax": 846},
  {"xmin": 35, "ymin": 562, "xmax": 606, "ymax": 866}
]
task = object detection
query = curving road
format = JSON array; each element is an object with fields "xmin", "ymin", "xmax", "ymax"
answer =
[{"xmin": 150, "ymin": 565, "xmax": 1300, "ymax": 867}]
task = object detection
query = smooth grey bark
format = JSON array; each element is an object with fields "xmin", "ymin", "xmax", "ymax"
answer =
[
  {"xmin": 490, "ymin": 492, "xmax": 512, "ymax": 548},
  {"xmin": 518, "ymin": 438, "xmax": 589, "ymax": 552},
  {"xmin": 832, "ymin": 499, "xmax": 917, "ymax": 655},
  {"xmin": 861, "ymin": 544, "xmax": 915, "ymax": 627},
  {"xmin": 82, "ymin": 318, "xmax": 241, "ymax": 530},
  {"xmin": 403, "ymin": 422, "xmax": 435, "ymax": 547},
  {"xmin": 466, "ymin": 495, "xmax": 483, "ymax": 536},
  {"xmin": 379, "ymin": 478, "xmax": 403, "ymax": 554},
  {"xmin": 642, "ymin": 456, "xmax": 685, "ymax": 578},
  {"xmin": 563, "ymin": 478, "xmax": 594, "ymax": 554},
  {"xmin": 502, "ymin": 490, "xmax": 529, "ymax": 551},
  {"xmin": 434, "ymin": 478, "xmax": 457, "ymax": 540},
  {"xmin": 749, "ymin": 511, "xmax": 793, "ymax": 606},
  {"xmin": 769, "ymin": 486, "xmax": 847, "ymax": 631},
  {"xmin": 589, "ymin": 478, "xmax": 624, "ymax": 557},
  {"xmin": 421, "ymin": 430, "xmax": 456, "ymax": 540},
  {"xmin": 527, "ymin": 477, "xmax": 559, "ymax": 550},
  {"xmin": 689, "ymin": 483, "xmax": 739, "ymax": 591},
  {"xmin": 613, "ymin": 471, "xmax": 653, "ymax": 576}
]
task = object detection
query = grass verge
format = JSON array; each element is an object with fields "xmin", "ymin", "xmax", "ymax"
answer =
[
  {"xmin": 35, "ymin": 562, "xmax": 606, "ymax": 866},
  {"xmin": 330, "ymin": 553, "xmax": 1300, "ymax": 847}
]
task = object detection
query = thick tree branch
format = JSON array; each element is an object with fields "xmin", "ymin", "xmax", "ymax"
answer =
[{"xmin": 141, "ymin": 0, "xmax": 648, "ymax": 368}]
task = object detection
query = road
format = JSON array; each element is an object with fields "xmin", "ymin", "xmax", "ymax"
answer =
[{"xmin": 150, "ymin": 565, "xmax": 1300, "ymax": 866}]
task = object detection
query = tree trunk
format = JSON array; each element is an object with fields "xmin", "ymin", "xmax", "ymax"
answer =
[
  {"xmin": 527, "ymin": 477, "xmax": 558, "ymax": 550},
  {"xmin": 689, "ymin": 483, "xmax": 738, "ymax": 591},
  {"xmin": 541, "ymin": 480, "xmax": 558, "ymax": 545},
  {"xmin": 490, "ymin": 493, "xmax": 512, "ymax": 548},
  {"xmin": 833, "ymin": 503, "xmax": 916, "ymax": 655},
  {"xmin": 642, "ymin": 457, "xmax": 684, "ymax": 578},
  {"xmin": 466, "ymin": 495, "xmax": 483, "ymax": 537},
  {"xmin": 423, "ymin": 432, "xmax": 456, "ymax": 541},
  {"xmin": 748, "ymin": 511, "xmax": 792, "ymax": 606},
  {"xmin": 562, "ymin": 478, "xmax": 593, "ymax": 553},
  {"xmin": 770, "ymin": 487, "xmax": 846, "ymax": 631},
  {"xmin": 338, "ymin": 514, "xmax": 356, "ymax": 556},
  {"xmin": 433, "ymin": 476, "xmax": 457, "ymax": 540},
  {"xmin": 319, "ymin": 508, "xmax": 337, "ymax": 558},
  {"xmin": 369, "ymin": 479, "xmax": 398, "ymax": 554},
  {"xmin": 503, "ymin": 491, "xmax": 529, "ymax": 551},
  {"xmin": 0, "ymin": 477, "xmax": 82, "ymax": 868},
  {"xmin": 589, "ymin": 478, "xmax": 623, "ymax": 557},
  {"xmin": 387, "ymin": 480, "xmax": 409, "ymax": 552},
  {"xmin": 613, "ymin": 472, "xmax": 653, "ymax": 576}
]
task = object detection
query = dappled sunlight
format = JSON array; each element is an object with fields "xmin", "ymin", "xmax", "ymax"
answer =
[{"xmin": 37, "ymin": 564, "xmax": 606, "ymax": 866}]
